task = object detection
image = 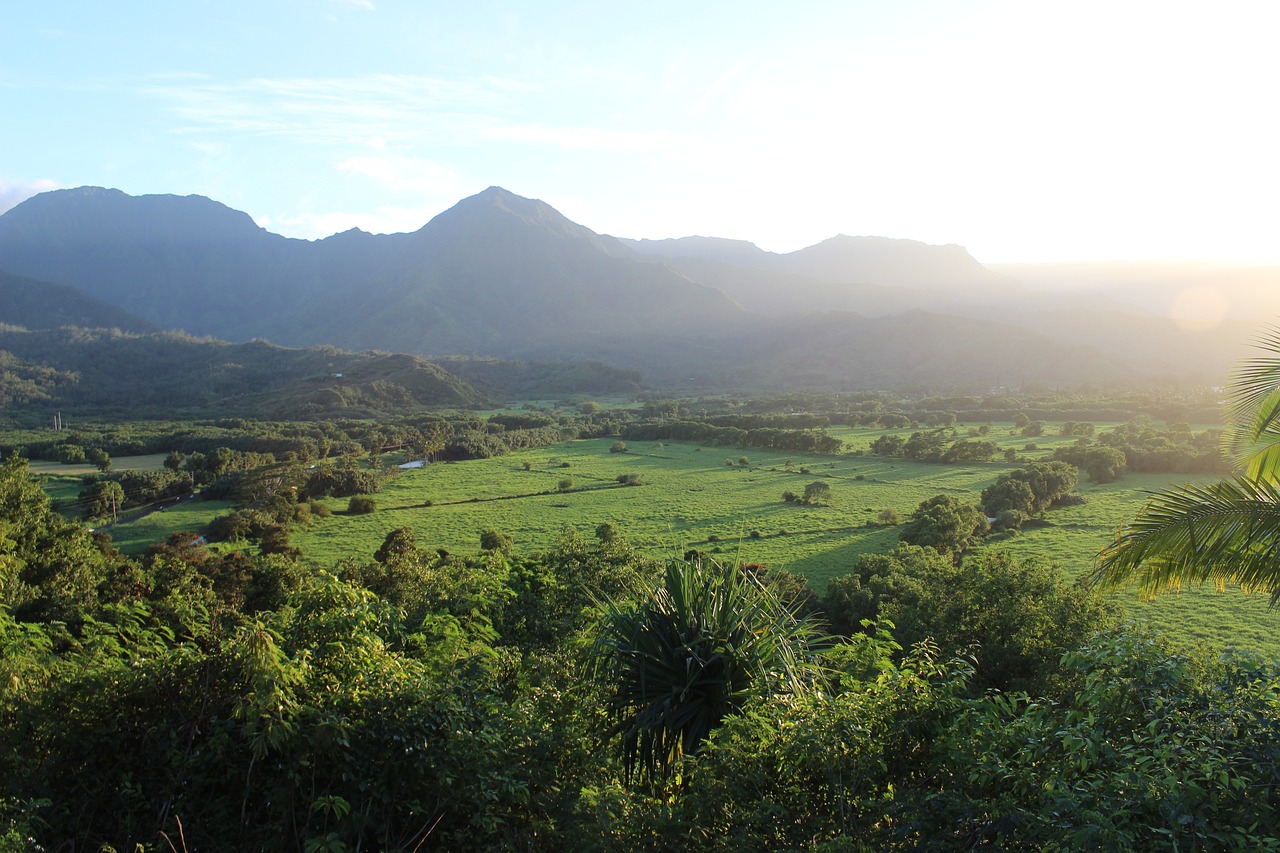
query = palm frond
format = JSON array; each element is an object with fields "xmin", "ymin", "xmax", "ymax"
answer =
[
  {"xmin": 1091, "ymin": 477, "xmax": 1280, "ymax": 603},
  {"xmin": 1223, "ymin": 326, "xmax": 1280, "ymax": 477}
]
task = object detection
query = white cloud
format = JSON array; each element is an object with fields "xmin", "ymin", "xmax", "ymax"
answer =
[{"xmin": 0, "ymin": 178, "xmax": 59, "ymax": 214}]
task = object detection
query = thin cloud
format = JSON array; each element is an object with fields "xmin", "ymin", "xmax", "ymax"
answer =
[
  {"xmin": 144, "ymin": 74, "xmax": 530, "ymax": 142},
  {"xmin": 141, "ymin": 73, "xmax": 673, "ymax": 154},
  {"xmin": 0, "ymin": 177, "xmax": 59, "ymax": 213}
]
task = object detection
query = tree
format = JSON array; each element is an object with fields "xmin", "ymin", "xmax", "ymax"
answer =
[
  {"xmin": 1093, "ymin": 326, "xmax": 1280, "ymax": 601},
  {"xmin": 80, "ymin": 479, "xmax": 125, "ymax": 521},
  {"xmin": 87, "ymin": 447, "xmax": 112, "ymax": 472},
  {"xmin": 1082, "ymin": 446, "xmax": 1127, "ymax": 483},
  {"xmin": 163, "ymin": 450, "xmax": 184, "ymax": 471},
  {"xmin": 898, "ymin": 494, "xmax": 987, "ymax": 559},
  {"xmin": 982, "ymin": 461, "xmax": 1078, "ymax": 517},
  {"xmin": 980, "ymin": 477, "xmax": 1035, "ymax": 518},
  {"xmin": 801, "ymin": 481, "xmax": 831, "ymax": 505},
  {"xmin": 590, "ymin": 559, "xmax": 823, "ymax": 784}
]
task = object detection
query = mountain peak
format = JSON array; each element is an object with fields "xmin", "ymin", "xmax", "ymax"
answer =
[
  {"xmin": 416, "ymin": 186, "xmax": 607, "ymax": 249},
  {"xmin": 2, "ymin": 186, "xmax": 269, "ymax": 244}
]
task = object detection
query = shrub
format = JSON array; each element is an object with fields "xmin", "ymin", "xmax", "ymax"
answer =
[
  {"xmin": 480, "ymin": 528, "xmax": 514, "ymax": 552},
  {"xmin": 877, "ymin": 508, "xmax": 901, "ymax": 526},
  {"xmin": 617, "ymin": 473, "xmax": 645, "ymax": 485},
  {"xmin": 347, "ymin": 495, "xmax": 377, "ymax": 514},
  {"xmin": 558, "ymin": 477, "xmax": 575, "ymax": 492},
  {"xmin": 610, "ymin": 441, "xmax": 628, "ymax": 453}
]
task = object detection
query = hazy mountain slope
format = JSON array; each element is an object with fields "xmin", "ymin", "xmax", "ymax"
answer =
[
  {"xmin": 623, "ymin": 233, "xmax": 1019, "ymax": 315},
  {"xmin": 0, "ymin": 185, "xmax": 1252, "ymax": 395},
  {"xmin": 0, "ymin": 186, "xmax": 744, "ymax": 357},
  {"xmin": 292, "ymin": 187, "xmax": 744, "ymax": 355},
  {"xmin": 0, "ymin": 268, "xmax": 156, "ymax": 332},
  {"xmin": 0, "ymin": 328, "xmax": 485, "ymax": 417},
  {"xmin": 0, "ymin": 187, "xmax": 311, "ymax": 335}
]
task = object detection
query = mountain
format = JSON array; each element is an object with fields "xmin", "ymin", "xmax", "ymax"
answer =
[
  {"xmin": 0, "ymin": 186, "xmax": 743, "ymax": 357},
  {"xmin": 622, "ymin": 233, "xmax": 1021, "ymax": 316},
  {"xmin": 0, "ymin": 268, "xmax": 156, "ymax": 332},
  {"xmin": 0, "ymin": 185, "xmax": 1251, "ymax": 394}
]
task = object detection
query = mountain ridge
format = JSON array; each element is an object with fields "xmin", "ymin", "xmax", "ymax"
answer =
[{"xmin": 0, "ymin": 185, "xmax": 1249, "ymax": 393}]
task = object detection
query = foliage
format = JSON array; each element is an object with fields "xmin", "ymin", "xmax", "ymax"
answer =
[
  {"xmin": 1094, "ymin": 328, "xmax": 1280, "ymax": 601},
  {"xmin": 898, "ymin": 494, "xmax": 987, "ymax": 559},
  {"xmin": 939, "ymin": 628, "xmax": 1280, "ymax": 849},
  {"xmin": 821, "ymin": 546, "xmax": 1111, "ymax": 694},
  {"xmin": 346, "ymin": 495, "xmax": 377, "ymax": 515},
  {"xmin": 802, "ymin": 480, "xmax": 832, "ymax": 505},
  {"xmin": 590, "ymin": 558, "xmax": 825, "ymax": 784}
]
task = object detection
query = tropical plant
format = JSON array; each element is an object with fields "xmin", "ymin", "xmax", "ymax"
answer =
[
  {"xmin": 590, "ymin": 558, "xmax": 824, "ymax": 784},
  {"xmin": 1093, "ymin": 326, "xmax": 1280, "ymax": 601}
]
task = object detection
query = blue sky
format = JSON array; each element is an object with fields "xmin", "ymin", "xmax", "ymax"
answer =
[{"xmin": 3, "ymin": 0, "xmax": 1279, "ymax": 262}]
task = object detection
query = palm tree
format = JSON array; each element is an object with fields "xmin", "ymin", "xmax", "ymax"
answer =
[
  {"xmin": 590, "ymin": 558, "xmax": 824, "ymax": 784},
  {"xmin": 1092, "ymin": 326, "xmax": 1280, "ymax": 602}
]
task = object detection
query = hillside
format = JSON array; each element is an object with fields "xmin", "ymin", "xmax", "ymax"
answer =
[
  {"xmin": 0, "ymin": 268, "xmax": 155, "ymax": 332},
  {"xmin": 0, "ymin": 328, "xmax": 486, "ymax": 420}
]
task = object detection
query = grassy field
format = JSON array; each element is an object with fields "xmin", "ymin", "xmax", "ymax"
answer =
[{"xmin": 54, "ymin": 431, "xmax": 1280, "ymax": 659}]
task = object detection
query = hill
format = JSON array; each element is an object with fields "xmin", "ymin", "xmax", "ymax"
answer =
[{"xmin": 0, "ymin": 328, "xmax": 486, "ymax": 420}]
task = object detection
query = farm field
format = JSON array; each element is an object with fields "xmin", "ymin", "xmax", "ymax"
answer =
[{"xmin": 66, "ymin": 429, "xmax": 1280, "ymax": 660}]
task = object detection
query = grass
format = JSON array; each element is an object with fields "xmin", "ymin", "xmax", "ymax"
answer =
[{"xmin": 61, "ymin": 431, "xmax": 1280, "ymax": 660}]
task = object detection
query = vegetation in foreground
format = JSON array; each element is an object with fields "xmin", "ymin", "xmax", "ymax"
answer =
[
  {"xmin": 1, "ymin": 447, "xmax": 1277, "ymax": 849},
  {"xmin": 3, "ymin": 380, "xmax": 1280, "ymax": 849}
]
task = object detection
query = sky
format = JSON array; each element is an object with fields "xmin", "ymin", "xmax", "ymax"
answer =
[{"xmin": 3, "ymin": 0, "xmax": 1279, "ymax": 263}]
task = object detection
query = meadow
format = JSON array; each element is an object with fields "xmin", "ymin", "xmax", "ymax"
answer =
[{"xmin": 48, "ymin": 427, "xmax": 1280, "ymax": 659}]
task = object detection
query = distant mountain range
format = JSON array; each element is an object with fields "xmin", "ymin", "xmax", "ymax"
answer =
[{"xmin": 0, "ymin": 185, "xmax": 1257, "ymax": 399}]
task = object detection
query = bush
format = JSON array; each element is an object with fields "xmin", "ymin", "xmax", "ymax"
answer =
[
  {"xmin": 558, "ymin": 478, "xmax": 575, "ymax": 492},
  {"xmin": 480, "ymin": 528, "xmax": 514, "ymax": 552},
  {"xmin": 877, "ymin": 508, "xmax": 901, "ymax": 526},
  {"xmin": 610, "ymin": 441, "xmax": 628, "ymax": 453},
  {"xmin": 347, "ymin": 495, "xmax": 377, "ymax": 514},
  {"xmin": 617, "ymin": 473, "xmax": 645, "ymax": 485}
]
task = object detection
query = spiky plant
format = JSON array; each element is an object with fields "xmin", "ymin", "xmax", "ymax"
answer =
[{"xmin": 590, "ymin": 558, "xmax": 824, "ymax": 784}]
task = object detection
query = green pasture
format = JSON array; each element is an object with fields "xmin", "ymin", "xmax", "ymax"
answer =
[{"xmin": 69, "ymin": 430, "xmax": 1280, "ymax": 659}]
